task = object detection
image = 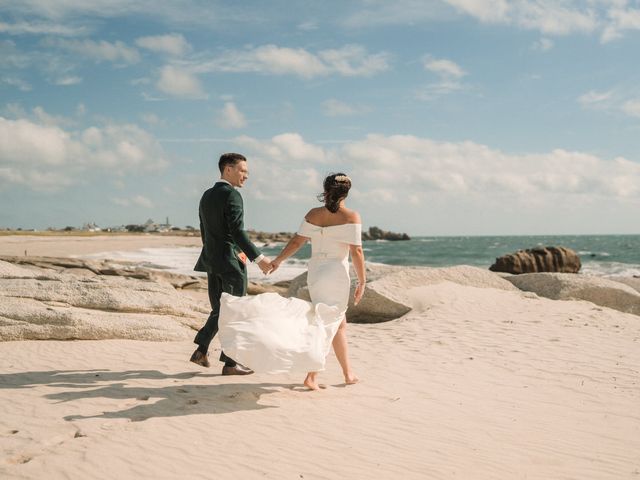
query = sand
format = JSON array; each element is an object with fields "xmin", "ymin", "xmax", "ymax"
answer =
[{"xmin": 1, "ymin": 235, "xmax": 639, "ymax": 479}]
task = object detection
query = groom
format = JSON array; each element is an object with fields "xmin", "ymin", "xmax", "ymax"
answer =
[{"xmin": 190, "ymin": 152, "xmax": 272, "ymax": 375}]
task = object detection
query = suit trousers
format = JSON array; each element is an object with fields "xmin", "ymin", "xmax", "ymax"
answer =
[{"xmin": 193, "ymin": 270, "xmax": 247, "ymax": 366}]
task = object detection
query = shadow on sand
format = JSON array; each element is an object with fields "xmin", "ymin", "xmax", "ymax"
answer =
[{"xmin": 0, "ymin": 369, "xmax": 297, "ymax": 421}]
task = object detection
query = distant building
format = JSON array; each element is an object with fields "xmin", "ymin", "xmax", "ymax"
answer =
[
  {"xmin": 142, "ymin": 217, "xmax": 173, "ymax": 233},
  {"xmin": 82, "ymin": 222, "xmax": 102, "ymax": 232}
]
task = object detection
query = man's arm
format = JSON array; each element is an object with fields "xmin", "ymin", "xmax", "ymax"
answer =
[{"xmin": 225, "ymin": 189, "xmax": 262, "ymax": 262}]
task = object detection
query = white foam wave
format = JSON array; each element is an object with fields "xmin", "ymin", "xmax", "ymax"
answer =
[{"xmin": 581, "ymin": 261, "xmax": 640, "ymax": 278}]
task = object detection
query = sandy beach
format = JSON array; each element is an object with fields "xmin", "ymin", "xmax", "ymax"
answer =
[{"xmin": 1, "ymin": 234, "xmax": 639, "ymax": 479}]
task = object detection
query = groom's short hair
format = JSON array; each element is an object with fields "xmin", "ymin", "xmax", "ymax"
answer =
[{"xmin": 218, "ymin": 153, "xmax": 246, "ymax": 174}]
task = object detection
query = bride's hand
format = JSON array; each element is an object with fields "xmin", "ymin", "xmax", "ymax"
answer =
[
  {"xmin": 270, "ymin": 258, "xmax": 281, "ymax": 274},
  {"xmin": 354, "ymin": 282, "xmax": 365, "ymax": 305}
]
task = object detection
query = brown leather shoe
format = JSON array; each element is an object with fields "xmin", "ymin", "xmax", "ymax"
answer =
[
  {"xmin": 189, "ymin": 350, "xmax": 210, "ymax": 368},
  {"xmin": 222, "ymin": 365, "xmax": 254, "ymax": 376}
]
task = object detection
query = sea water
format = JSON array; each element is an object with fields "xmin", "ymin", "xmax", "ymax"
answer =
[{"xmin": 79, "ymin": 234, "xmax": 640, "ymax": 283}]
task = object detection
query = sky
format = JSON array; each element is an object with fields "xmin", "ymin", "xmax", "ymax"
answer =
[{"xmin": 1, "ymin": 0, "xmax": 639, "ymax": 236}]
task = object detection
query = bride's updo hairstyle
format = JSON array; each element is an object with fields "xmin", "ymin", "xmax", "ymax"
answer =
[{"xmin": 318, "ymin": 173, "xmax": 351, "ymax": 213}]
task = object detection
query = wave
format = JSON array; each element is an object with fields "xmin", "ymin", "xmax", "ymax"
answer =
[{"xmin": 581, "ymin": 261, "xmax": 640, "ymax": 277}]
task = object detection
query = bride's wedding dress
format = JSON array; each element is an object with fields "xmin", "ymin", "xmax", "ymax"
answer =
[{"xmin": 218, "ymin": 220, "xmax": 362, "ymax": 374}]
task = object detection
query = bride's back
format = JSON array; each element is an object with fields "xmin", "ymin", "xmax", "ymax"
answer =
[{"xmin": 305, "ymin": 206, "xmax": 361, "ymax": 227}]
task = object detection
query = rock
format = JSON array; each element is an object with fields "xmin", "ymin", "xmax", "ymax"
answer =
[
  {"xmin": 489, "ymin": 246, "xmax": 581, "ymax": 274},
  {"xmin": 0, "ymin": 260, "xmax": 208, "ymax": 341},
  {"xmin": 0, "ymin": 255, "xmax": 204, "ymax": 289},
  {"xmin": 504, "ymin": 273, "xmax": 640, "ymax": 316},
  {"xmin": 608, "ymin": 276, "xmax": 640, "ymax": 295},
  {"xmin": 361, "ymin": 226, "xmax": 410, "ymax": 241},
  {"xmin": 287, "ymin": 264, "xmax": 517, "ymax": 323}
]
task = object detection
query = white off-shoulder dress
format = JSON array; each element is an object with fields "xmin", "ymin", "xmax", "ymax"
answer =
[{"xmin": 218, "ymin": 220, "xmax": 362, "ymax": 374}]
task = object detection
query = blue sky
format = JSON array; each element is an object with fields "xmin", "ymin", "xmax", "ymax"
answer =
[{"xmin": 1, "ymin": 0, "xmax": 639, "ymax": 235}]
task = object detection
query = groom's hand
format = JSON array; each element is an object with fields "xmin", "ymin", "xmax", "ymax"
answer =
[{"xmin": 258, "ymin": 258, "xmax": 273, "ymax": 275}]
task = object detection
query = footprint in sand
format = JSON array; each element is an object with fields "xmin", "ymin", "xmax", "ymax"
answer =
[
  {"xmin": 177, "ymin": 389, "xmax": 188, "ymax": 394},
  {"xmin": 136, "ymin": 395, "xmax": 150, "ymax": 401},
  {"xmin": 187, "ymin": 399, "xmax": 199, "ymax": 405},
  {"xmin": 9, "ymin": 454, "xmax": 32, "ymax": 465}
]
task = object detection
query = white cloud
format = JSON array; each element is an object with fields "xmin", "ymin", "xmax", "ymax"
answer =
[
  {"xmin": 46, "ymin": 38, "xmax": 140, "ymax": 64},
  {"xmin": 135, "ymin": 33, "xmax": 191, "ymax": 56},
  {"xmin": 341, "ymin": 134, "xmax": 640, "ymax": 200},
  {"xmin": 442, "ymin": 1, "xmax": 640, "ymax": 41},
  {"xmin": 1, "ymin": 77, "xmax": 32, "ymax": 91},
  {"xmin": 621, "ymin": 99, "xmax": 640, "ymax": 118},
  {"xmin": 322, "ymin": 99, "xmax": 370, "ymax": 117},
  {"xmin": 578, "ymin": 90, "xmax": 640, "ymax": 119},
  {"xmin": 54, "ymin": 75, "xmax": 82, "ymax": 86},
  {"xmin": 0, "ymin": 109, "xmax": 168, "ymax": 192},
  {"xmin": 445, "ymin": 0, "xmax": 597, "ymax": 35},
  {"xmin": 0, "ymin": 21, "xmax": 87, "ymax": 36},
  {"xmin": 0, "ymin": 0, "xmax": 221, "ymax": 28},
  {"xmin": 231, "ymin": 133, "xmax": 329, "ymax": 201},
  {"xmin": 225, "ymin": 132, "xmax": 640, "ymax": 219},
  {"xmin": 424, "ymin": 57, "xmax": 467, "ymax": 78},
  {"xmin": 216, "ymin": 102, "xmax": 247, "ymax": 129},
  {"xmin": 194, "ymin": 44, "xmax": 390, "ymax": 78},
  {"xmin": 532, "ymin": 37, "xmax": 554, "ymax": 51},
  {"xmin": 419, "ymin": 56, "xmax": 468, "ymax": 100},
  {"xmin": 601, "ymin": 6, "xmax": 640, "ymax": 42},
  {"xmin": 578, "ymin": 90, "xmax": 613, "ymax": 106},
  {"xmin": 157, "ymin": 65, "xmax": 205, "ymax": 98}
]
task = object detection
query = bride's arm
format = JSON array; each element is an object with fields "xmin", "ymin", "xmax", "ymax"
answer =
[
  {"xmin": 349, "ymin": 244, "xmax": 366, "ymax": 305},
  {"xmin": 271, "ymin": 234, "xmax": 309, "ymax": 273}
]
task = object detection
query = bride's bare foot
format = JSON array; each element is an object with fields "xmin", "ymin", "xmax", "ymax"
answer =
[
  {"xmin": 344, "ymin": 373, "xmax": 359, "ymax": 385},
  {"xmin": 304, "ymin": 373, "xmax": 321, "ymax": 391}
]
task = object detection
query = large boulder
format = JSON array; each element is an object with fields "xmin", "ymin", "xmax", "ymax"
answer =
[
  {"xmin": 287, "ymin": 264, "xmax": 518, "ymax": 323},
  {"xmin": 286, "ymin": 263, "xmax": 408, "ymax": 323},
  {"xmin": 489, "ymin": 246, "xmax": 581, "ymax": 274},
  {"xmin": 504, "ymin": 273, "xmax": 640, "ymax": 316},
  {"xmin": 0, "ymin": 260, "xmax": 208, "ymax": 341}
]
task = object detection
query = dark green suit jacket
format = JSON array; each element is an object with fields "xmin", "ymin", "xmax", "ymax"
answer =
[{"xmin": 194, "ymin": 182, "xmax": 261, "ymax": 275}]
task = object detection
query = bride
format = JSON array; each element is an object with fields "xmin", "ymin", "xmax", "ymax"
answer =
[{"xmin": 217, "ymin": 173, "xmax": 366, "ymax": 390}]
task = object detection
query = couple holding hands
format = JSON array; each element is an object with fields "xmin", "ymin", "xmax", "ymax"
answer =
[{"xmin": 190, "ymin": 153, "xmax": 365, "ymax": 390}]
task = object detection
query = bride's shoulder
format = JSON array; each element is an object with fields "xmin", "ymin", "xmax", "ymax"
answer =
[
  {"xmin": 304, "ymin": 207, "xmax": 324, "ymax": 222},
  {"xmin": 343, "ymin": 209, "xmax": 361, "ymax": 224}
]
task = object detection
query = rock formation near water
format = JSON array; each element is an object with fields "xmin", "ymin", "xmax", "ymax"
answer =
[
  {"xmin": 489, "ymin": 246, "xmax": 581, "ymax": 274},
  {"xmin": 361, "ymin": 226, "xmax": 410, "ymax": 241}
]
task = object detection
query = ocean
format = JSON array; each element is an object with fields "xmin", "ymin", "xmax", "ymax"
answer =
[{"xmin": 79, "ymin": 234, "xmax": 640, "ymax": 283}]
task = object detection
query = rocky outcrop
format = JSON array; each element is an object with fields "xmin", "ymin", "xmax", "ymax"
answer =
[
  {"xmin": 504, "ymin": 273, "xmax": 640, "ymax": 316},
  {"xmin": 489, "ymin": 247, "xmax": 581, "ymax": 274},
  {"xmin": 0, "ymin": 260, "xmax": 208, "ymax": 341},
  {"xmin": 361, "ymin": 226, "xmax": 410, "ymax": 241},
  {"xmin": 0, "ymin": 255, "xmax": 204, "ymax": 289},
  {"xmin": 287, "ymin": 264, "xmax": 518, "ymax": 323}
]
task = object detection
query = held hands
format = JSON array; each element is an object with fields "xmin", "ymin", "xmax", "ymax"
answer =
[
  {"xmin": 270, "ymin": 258, "xmax": 282, "ymax": 274},
  {"xmin": 354, "ymin": 282, "xmax": 365, "ymax": 306},
  {"xmin": 258, "ymin": 258, "xmax": 273, "ymax": 275}
]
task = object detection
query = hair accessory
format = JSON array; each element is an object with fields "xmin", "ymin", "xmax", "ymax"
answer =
[{"xmin": 334, "ymin": 175, "xmax": 350, "ymax": 182}]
